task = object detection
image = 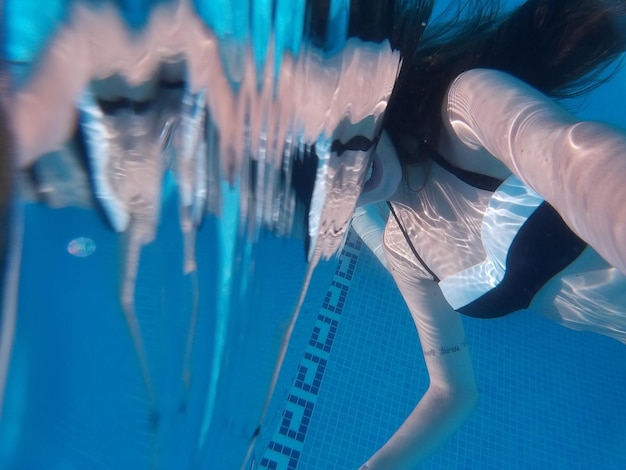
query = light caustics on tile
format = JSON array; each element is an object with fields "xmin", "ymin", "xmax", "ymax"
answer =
[{"xmin": 0, "ymin": 0, "xmax": 400, "ymax": 468}]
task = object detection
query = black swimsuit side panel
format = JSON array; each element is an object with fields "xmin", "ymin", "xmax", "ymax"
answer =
[{"xmin": 458, "ymin": 202, "xmax": 587, "ymax": 319}]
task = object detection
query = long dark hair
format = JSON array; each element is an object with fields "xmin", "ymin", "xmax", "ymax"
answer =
[{"xmin": 386, "ymin": 0, "xmax": 626, "ymax": 166}]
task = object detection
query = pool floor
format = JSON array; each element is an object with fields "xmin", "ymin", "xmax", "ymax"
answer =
[{"xmin": 262, "ymin": 229, "xmax": 626, "ymax": 469}]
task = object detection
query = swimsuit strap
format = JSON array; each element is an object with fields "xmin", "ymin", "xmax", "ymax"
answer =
[
  {"xmin": 431, "ymin": 151, "xmax": 504, "ymax": 192},
  {"xmin": 387, "ymin": 201, "xmax": 441, "ymax": 283}
]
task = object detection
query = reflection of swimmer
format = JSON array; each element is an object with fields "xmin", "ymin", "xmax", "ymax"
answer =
[
  {"xmin": 0, "ymin": 95, "xmax": 11, "ymax": 290},
  {"xmin": 353, "ymin": 1, "xmax": 626, "ymax": 468}
]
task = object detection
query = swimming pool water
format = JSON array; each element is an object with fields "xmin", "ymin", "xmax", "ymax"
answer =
[
  {"xmin": 257, "ymin": 23, "xmax": 626, "ymax": 467},
  {"xmin": 263, "ymin": 230, "xmax": 626, "ymax": 469},
  {"xmin": 3, "ymin": 0, "xmax": 626, "ymax": 468}
]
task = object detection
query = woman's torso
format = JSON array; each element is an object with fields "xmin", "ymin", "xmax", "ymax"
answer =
[{"xmin": 385, "ymin": 133, "xmax": 626, "ymax": 343}]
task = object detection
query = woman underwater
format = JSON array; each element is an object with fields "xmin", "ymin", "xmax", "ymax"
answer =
[{"xmin": 352, "ymin": 0, "xmax": 626, "ymax": 468}]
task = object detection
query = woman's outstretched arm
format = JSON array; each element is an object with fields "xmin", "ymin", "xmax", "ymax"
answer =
[
  {"xmin": 442, "ymin": 68, "xmax": 626, "ymax": 275},
  {"xmin": 360, "ymin": 216, "xmax": 478, "ymax": 469}
]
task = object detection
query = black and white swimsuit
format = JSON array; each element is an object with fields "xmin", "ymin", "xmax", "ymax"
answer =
[
  {"xmin": 384, "ymin": 153, "xmax": 588, "ymax": 319},
  {"xmin": 359, "ymin": 69, "xmax": 626, "ymax": 341}
]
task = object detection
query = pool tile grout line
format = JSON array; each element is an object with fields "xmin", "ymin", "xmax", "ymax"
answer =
[{"xmin": 259, "ymin": 231, "xmax": 362, "ymax": 470}]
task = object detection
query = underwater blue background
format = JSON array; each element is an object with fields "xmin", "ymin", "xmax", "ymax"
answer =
[
  {"xmin": 256, "ymin": 1, "xmax": 626, "ymax": 468},
  {"xmin": 1, "ymin": 0, "xmax": 626, "ymax": 469}
]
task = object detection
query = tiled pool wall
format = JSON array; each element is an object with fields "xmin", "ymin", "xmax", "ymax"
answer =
[
  {"xmin": 262, "ymin": 229, "xmax": 626, "ymax": 469},
  {"xmin": 259, "ymin": 232, "xmax": 362, "ymax": 469}
]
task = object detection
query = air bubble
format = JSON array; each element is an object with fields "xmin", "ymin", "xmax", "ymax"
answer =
[{"xmin": 67, "ymin": 237, "xmax": 96, "ymax": 257}]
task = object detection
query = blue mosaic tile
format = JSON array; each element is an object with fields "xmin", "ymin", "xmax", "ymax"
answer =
[{"xmin": 260, "ymin": 231, "xmax": 362, "ymax": 469}]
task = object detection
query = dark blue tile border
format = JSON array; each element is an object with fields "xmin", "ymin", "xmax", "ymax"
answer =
[{"xmin": 260, "ymin": 231, "xmax": 362, "ymax": 469}]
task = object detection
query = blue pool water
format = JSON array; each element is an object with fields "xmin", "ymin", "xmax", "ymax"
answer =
[
  {"xmin": 2, "ymin": 0, "xmax": 626, "ymax": 468},
  {"xmin": 262, "ymin": 230, "xmax": 626, "ymax": 469},
  {"xmin": 257, "ymin": 65, "xmax": 626, "ymax": 468},
  {"xmin": 6, "ymin": 194, "xmax": 626, "ymax": 469}
]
